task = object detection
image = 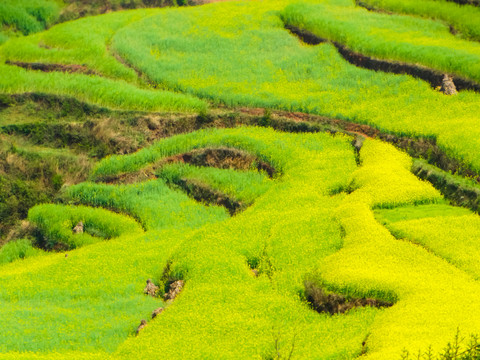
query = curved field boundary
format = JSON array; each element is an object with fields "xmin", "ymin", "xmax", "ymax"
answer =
[
  {"xmin": 97, "ymin": 147, "xmax": 276, "ymax": 184},
  {"xmin": 446, "ymin": 0, "xmax": 480, "ymax": 6},
  {"xmin": 0, "ymin": 9, "xmax": 162, "ymax": 84},
  {"xmin": 233, "ymin": 107, "xmax": 480, "ymax": 182},
  {"xmin": 285, "ymin": 24, "xmax": 480, "ymax": 93},
  {"xmin": 0, "ymin": 64, "xmax": 207, "ymax": 112},
  {"xmin": 170, "ymin": 177, "xmax": 245, "ymax": 215},
  {"xmin": 93, "ymin": 146, "xmax": 276, "ymax": 215},
  {"xmin": 282, "ymin": 1, "xmax": 480, "ymax": 84}
]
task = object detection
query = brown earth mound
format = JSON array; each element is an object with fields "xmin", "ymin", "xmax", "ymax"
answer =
[
  {"xmin": 151, "ymin": 307, "xmax": 164, "ymax": 319},
  {"xmin": 135, "ymin": 319, "xmax": 147, "ymax": 335},
  {"xmin": 144, "ymin": 279, "xmax": 160, "ymax": 297}
]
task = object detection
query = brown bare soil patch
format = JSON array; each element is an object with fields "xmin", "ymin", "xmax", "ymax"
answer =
[
  {"xmin": 135, "ymin": 319, "xmax": 147, "ymax": 335},
  {"xmin": 6, "ymin": 61, "xmax": 99, "ymax": 76},
  {"xmin": 144, "ymin": 279, "xmax": 160, "ymax": 297},
  {"xmin": 167, "ymin": 147, "xmax": 275, "ymax": 177},
  {"xmin": 304, "ymin": 281, "xmax": 393, "ymax": 315},
  {"xmin": 151, "ymin": 307, "xmax": 164, "ymax": 319}
]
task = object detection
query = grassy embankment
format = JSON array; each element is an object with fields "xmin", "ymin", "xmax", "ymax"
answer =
[
  {"xmin": 281, "ymin": 0, "xmax": 480, "ymax": 83},
  {"xmin": 0, "ymin": 92, "xmax": 213, "ymax": 243}
]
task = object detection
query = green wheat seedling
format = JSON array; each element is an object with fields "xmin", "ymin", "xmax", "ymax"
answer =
[
  {"xmin": 358, "ymin": 0, "xmax": 480, "ymax": 42},
  {"xmin": 400, "ymin": 329, "xmax": 480, "ymax": 360},
  {"xmin": 282, "ymin": 0, "xmax": 480, "ymax": 83}
]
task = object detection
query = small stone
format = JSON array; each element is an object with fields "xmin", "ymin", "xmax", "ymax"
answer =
[
  {"xmin": 440, "ymin": 74, "xmax": 458, "ymax": 95},
  {"xmin": 72, "ymin": 221, "xmax": 84, "ymax": 234},
  {"xmin": 164, "ymin": 280, "xmax": 184, "ymax": 301},
  {"xmin": 152, "ymin": 307, "xmax": 164, "ymax": 319},
  {"xmin": 352, "ymin": 135, "xmax": 365, "ymax": 153},
  {"xmin": 143, "ymin": 279, "xmax": 159, "ymax": 297},
  {"xmin": 136, "ymin": 319, "xmax": 147, "ymax": 335}
]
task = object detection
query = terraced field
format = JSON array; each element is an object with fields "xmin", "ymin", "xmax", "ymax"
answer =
[{"xmin": 2, "ymin": 0, "xmax": 480, "ymax": 359}]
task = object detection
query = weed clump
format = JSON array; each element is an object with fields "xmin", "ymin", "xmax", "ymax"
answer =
[
  {"xmin": 0, "ymin": 238, "xmax": 43, "ymax": 265},
  {"xmin": 304, "ymin": 280, "xmax": 393, "ymax": 315},
  {"xmin": 400, "ymin": 329, "xmax": 480, "ymax": 360}
]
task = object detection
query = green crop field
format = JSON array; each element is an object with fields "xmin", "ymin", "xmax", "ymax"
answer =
[{"xmin": 2, "ymin": 0, "xmax": 480, "ymax": 359}]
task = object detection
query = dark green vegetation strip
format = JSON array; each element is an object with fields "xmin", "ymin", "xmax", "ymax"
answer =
[{"xmin": 412, "ymin": 159, "xmax": 480, "ymax": 213}]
